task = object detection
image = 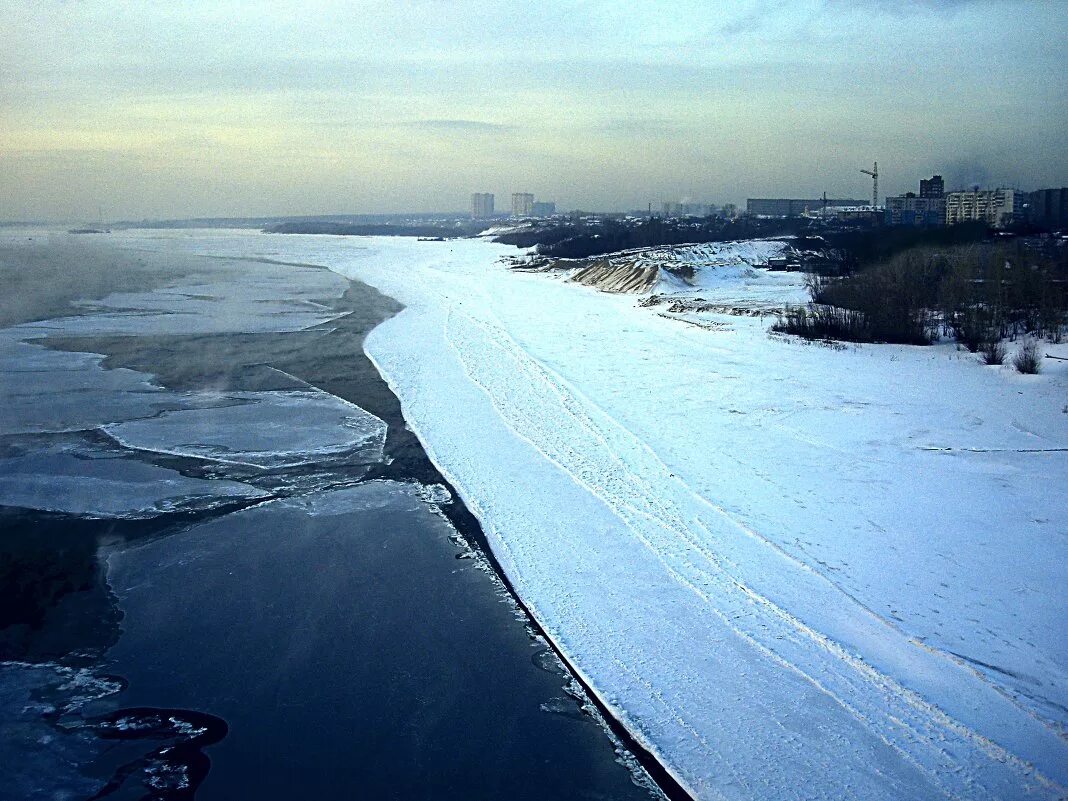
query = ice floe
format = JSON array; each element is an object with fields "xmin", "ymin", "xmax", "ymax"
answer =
[
  {"xmin": 0, "ymin": 233, "xmax": 382, "ymax": 519},
  {"xmin": 0, "ymin": 451, "xmax": 265, "ymax": 518},
  {"xmin": 102, "ymin": 390, "xmax": 386, "ymax": 469}
]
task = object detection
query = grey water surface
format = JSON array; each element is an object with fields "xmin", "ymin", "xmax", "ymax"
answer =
[{"xmin": 0, "ymin": 233, "xmax": 660, "ymax": 801}]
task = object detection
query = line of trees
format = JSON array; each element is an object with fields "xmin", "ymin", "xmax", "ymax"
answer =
[
  {"xmin": 795, "ymin": 222, "xmax": 990, "ymax": 276},
  {"xmin": 493, "ymin": 217, "xmax": 807, "ymax": 258},
  {"xmin": 775, "ymin": 239, "xmax": 1068, "ymax": 348}
]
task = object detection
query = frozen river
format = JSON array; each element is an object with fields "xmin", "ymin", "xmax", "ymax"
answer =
[{"xmin": 0, "ymin": 230, "xmax": 662, "ymax": 801}]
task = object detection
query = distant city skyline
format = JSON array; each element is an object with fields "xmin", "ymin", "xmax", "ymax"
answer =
[{"xmin": 2, "ymin": 1, "xmax": 1066, "ymax": 221}]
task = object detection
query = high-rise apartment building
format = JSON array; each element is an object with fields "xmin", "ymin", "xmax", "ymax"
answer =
[
  {"xmin": 945, "ymin": 188, "xmax": 1020, "ymax": 228},
  {"xmin": 471, "ymin": 193, "xmax": 494, "ymax": 218},
  {"xmin": 919, "ymin": 175, "xmax": 944, "ymax": 199},
  {"xmin": 511, "ymin": 193, "xmax": 534, "ymax": 217},
  {"xmin": 532, "ymin": 201, "xmax": 556, "ymax": 217},
  {"xmin": 1027, "ymin": 188, "xmax": 1068, "ymax": 229}
]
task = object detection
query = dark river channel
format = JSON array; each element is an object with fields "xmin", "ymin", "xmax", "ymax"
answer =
[{"xmin": 0, "ymin": 233, "xmax": 663, "ymax": 801}]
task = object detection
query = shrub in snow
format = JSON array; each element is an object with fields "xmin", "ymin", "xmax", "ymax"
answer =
[
  {"xmin": 1013, "ymin": 341, "xmax": 1042, "ymax": 374},
  {"xmin": 979, "ymin": 338, "xmax": 1006, "ymax": 365},
  {"xmin": 806, "ymin": 254, "xmax": 935, "ymax": 345},
  {"xmin": 773, "ymin": 302, "xmax": 932, "ymax": 345},
  {"xmin": 774, "ymin": 305, "xmax": 871, "ymax": 343},
  {"xmin": 953, "ymin": 310, "xmax": 992, "ymax": 353}
]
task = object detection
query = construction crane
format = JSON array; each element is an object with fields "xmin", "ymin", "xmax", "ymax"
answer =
[{"xmin": 860, "ymin": 161, "xmax": 879, "ymax": 209}]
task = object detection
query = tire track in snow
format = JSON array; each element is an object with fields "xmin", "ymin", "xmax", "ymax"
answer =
[{"xmin": 440, "ymin": 304, "xmax": 1065, "ymax": 801}]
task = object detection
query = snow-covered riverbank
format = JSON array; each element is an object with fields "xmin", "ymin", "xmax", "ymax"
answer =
[{"xmin": 116, "ymin": 231, "xmax": 1068, "ymax": 800}]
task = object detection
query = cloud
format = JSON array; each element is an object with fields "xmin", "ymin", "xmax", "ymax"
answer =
[
  {"xmin": 591, "ymin": 117, "xmax": 690, "ymax": 137},
  {"xmin": 822, "ymin": 0, "xmax": 1003, "ymax": 14},
  {"xmin": 1, "ymin": 0, "xmax": 1065, "ymax": 218},
  {"xmin": 398, "ymin": 119, "xmax": 511, "ymax": 133},
  {"xmin": 941, "ymin": 159, "xmax": 992, "ymax": 192},
  {"xmin": 714, "ymin": 1, "xmax": 795, "ymax": 38}
]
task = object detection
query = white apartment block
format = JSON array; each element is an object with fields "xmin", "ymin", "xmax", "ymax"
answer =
[
  {"xmin": 945, "ymin": 188, "xmax": 1020, "ymax": 228},
  {"xmin": 471, "ymin": 193, "xmax": 494, "ymax": 218},
  {"xmin": 511, "ymin": 193, "xmax": 534, "ymax": 217}
]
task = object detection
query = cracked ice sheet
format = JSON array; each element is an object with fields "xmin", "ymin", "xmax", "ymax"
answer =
[
  {"xmin": 3, "ymin": 228, "xmax": 351, "ymax": 339},
  {"xmin": 0, "ymin": 451, "xmax": 266, "ymax": 518},
  {"xmin": 0, "ymin": 331, "xmax": 178, "ymax": 435},
  {"xmin": 19, "ymin": 270, "xmax": 347, "ymax": 337},
  {"xmin": 103, "ymin": 390, "xmax": 386, "ymax": 468},
  {"xmin": 124, "ymin": 232, "xmax": 1068, "ymax": 801},
  {"xmin": 0, "ymin": 241, "xmax": 350, "ymax": 433}
]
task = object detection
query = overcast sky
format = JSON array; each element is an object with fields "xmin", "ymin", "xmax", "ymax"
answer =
[{"xmin": 2, "ymin": 0, "xmax": 1066, "ymax": 220}]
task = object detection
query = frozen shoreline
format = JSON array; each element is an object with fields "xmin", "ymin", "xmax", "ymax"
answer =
[{"xmin": 97, "ymin": 230, "xmax": 1068, "ymax": 800}]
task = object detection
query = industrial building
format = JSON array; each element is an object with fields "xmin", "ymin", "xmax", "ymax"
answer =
[
  {"xmin": 746, "ymin": 198, "xmax": 867, "ymax": 217},
  {"xmin": 830, "ymin": 207, "xmax": 882, "ymax": 223},
  {"xmin": 945, "ymin": 188, "xmax": 1021, "ymax": 228},
  {"xmin": 511, "ymin": 193, "xmax": 534, "ymax": 217},
  {"xmin": 471, "ymin": 193, "xmax": 494, "ymax": 218},
  {"xmin": 662, "ymin": 202, "xmax": 715, "ymax": 217}
]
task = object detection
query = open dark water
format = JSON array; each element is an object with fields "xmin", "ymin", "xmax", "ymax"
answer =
[{"xmin": 0, "ymin": 233, "xmax": 662, "ymax": 801}]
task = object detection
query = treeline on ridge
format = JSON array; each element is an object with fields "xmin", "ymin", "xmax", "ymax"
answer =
[
  {"xmin": 775, "ymin": 238, "xmax": 1068, "ymax": 348},
  {"xmin": 493, "ymin": 217, "xmax": 807, "ymax": 258}
]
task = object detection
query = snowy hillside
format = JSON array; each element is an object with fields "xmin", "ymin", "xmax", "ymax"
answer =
[{"xmin": 514, "ymin": 239, "xmax": 792, "ymax": 295}]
